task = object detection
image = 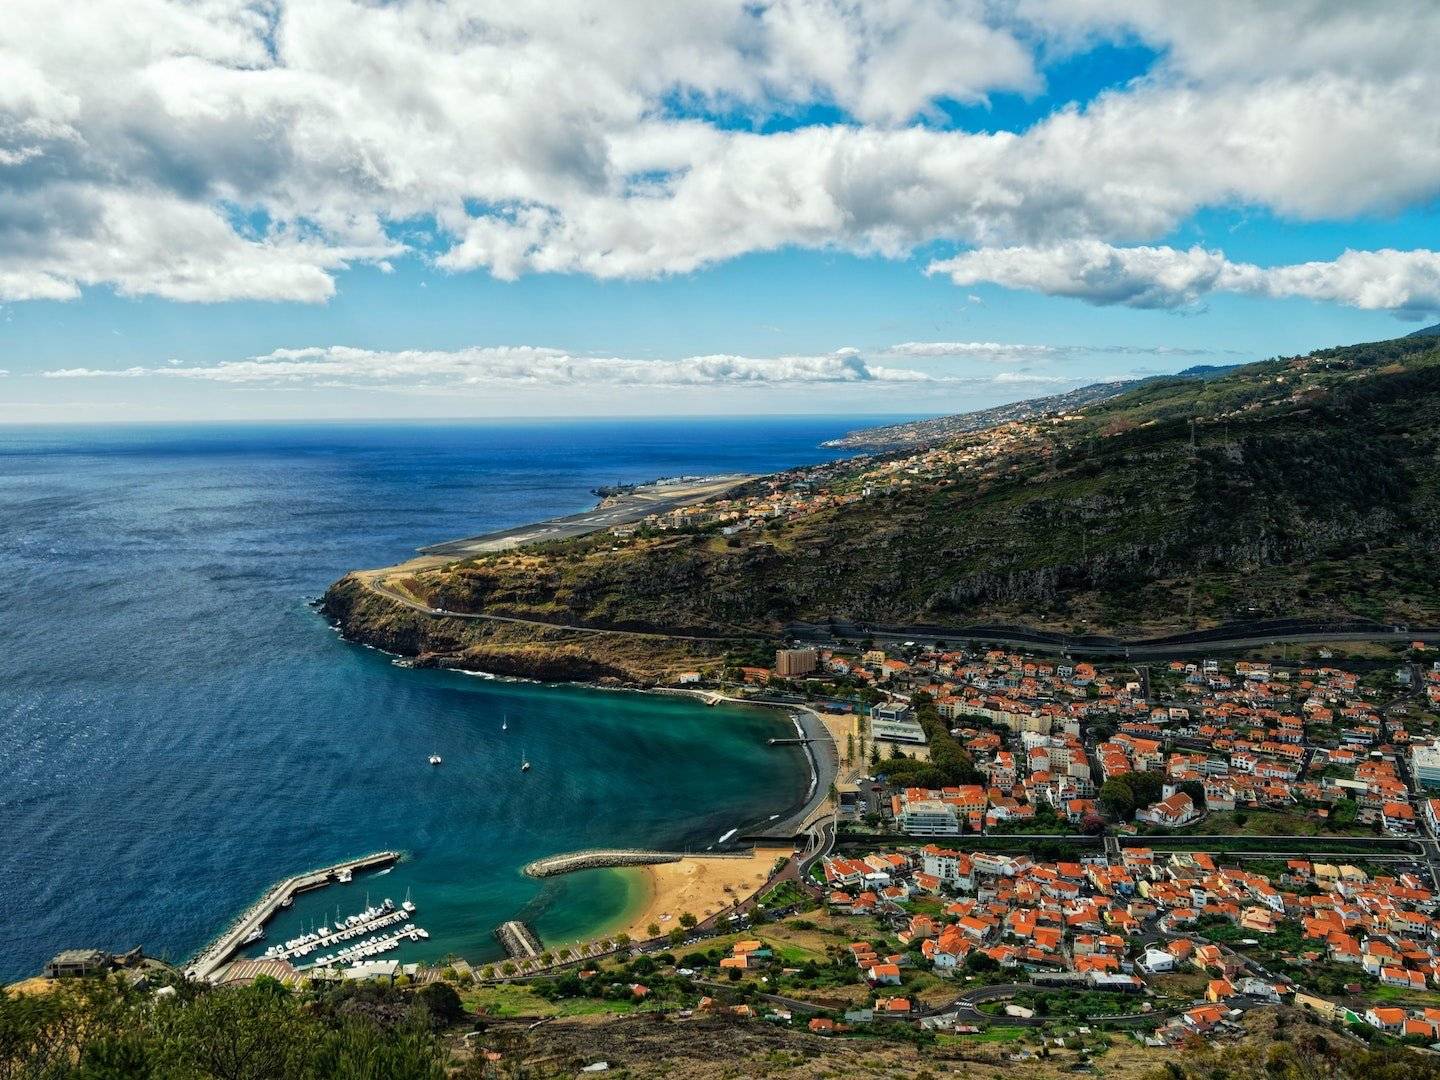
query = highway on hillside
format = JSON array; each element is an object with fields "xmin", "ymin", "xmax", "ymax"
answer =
[
  {"xmin": 353, "ymin": 579, "xmax": 1440, "ymax": 656},
  {"xmin": 784, "ymin": 619, "xmax": 1440, "ymax": 659}
]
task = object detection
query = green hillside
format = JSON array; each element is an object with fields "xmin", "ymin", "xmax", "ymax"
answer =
[{"xmin": 327, "ymin": 332, "xmax": 1440, "ymax": 676}]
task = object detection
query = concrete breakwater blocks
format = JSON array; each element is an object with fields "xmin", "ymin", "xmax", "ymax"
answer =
[
  {"xmin": 521, "ymin": 849, "xmax": 686, "ymax": 878},
  {"xmin": 495, "ymin": 920, "xmax": 544, "ymax": 959}
]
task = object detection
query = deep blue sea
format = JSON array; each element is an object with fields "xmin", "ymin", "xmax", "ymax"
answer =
[{"xmin": 0, "ymin": 417, "xmax": 891, "ymax": 982}]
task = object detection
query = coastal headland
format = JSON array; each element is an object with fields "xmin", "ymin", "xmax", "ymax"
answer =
[
  {"xmin": 325, "ymin": 334, "xmax": 1440, "ymax": 687},
  {"xmin": 323, "ymin": 473, "xmax": 760, "ymax": 684}
]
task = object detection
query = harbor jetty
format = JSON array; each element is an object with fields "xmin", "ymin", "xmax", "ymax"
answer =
[
  {"xmin": 495, "ymin": 920, "xmax": 544, "ymax": 960},
  {"xmin": 186, "ymin": 850, "xmax": 400, "ymax": 982},
  {"xmin": 521, "ymin": 848, "xmax": 752, "ymax": 878},
  {"xmin": 522, "ymin": 849, "xmax": 684, "ymax": 878}
]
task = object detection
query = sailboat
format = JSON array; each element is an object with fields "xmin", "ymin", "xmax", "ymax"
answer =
[{"xmin": 521, "ymin": 748, "xmax": 531, "ymax": 772}]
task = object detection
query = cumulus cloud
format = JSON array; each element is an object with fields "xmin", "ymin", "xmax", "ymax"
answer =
[
  {"xmin": 43, "ymin": 344, "xmax": 931, "ymax": 387},
  {"xmin": 2, "ymin": 2, "xmax": 1439, "ymax": 301},
  {"xmin": 929, "ymin": 242, "xmax": 1238, "ymax": 309},
  {"xmin": 928, "ymin": 242, "xmax": 1440, "ymax": 316}
]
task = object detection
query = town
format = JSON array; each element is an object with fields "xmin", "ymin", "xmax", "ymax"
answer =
[{"xmin": 654, "ymin": 635, "xmax": 1440, "ymax": 1052}]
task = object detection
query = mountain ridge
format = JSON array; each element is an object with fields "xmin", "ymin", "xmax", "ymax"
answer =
[
  {"xmin": 821, "ymin": 364, "xmax": 1242, "ymax": 451},
  {"xmin": 326, "ymin": 330, "xmax": 1440, "ymax": 682}
]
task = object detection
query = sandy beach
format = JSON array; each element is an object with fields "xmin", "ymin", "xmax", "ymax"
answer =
[{"xmin": 602, "ymin": 850, "xmax": 781, "ymax": 944}]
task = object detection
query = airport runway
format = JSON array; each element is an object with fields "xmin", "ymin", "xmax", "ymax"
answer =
[{"xmin": 416, "ymin": 474, "xmax": 753, "ymax": 557}]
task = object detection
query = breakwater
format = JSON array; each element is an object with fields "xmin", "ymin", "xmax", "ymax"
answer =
[
  {"xmin": 522, "ymin": 849, "xmax": 686, "ymax": 878},
  {"xmin": 495, "ymin": 920, "xmax": 544, "ymax": 959},
  {"xmin": 521, "ymin": 848, "xmax": 756, "ymax": 878},
  {"xmin": 186, "ymin": 851, "xmax": 400, "ymax": 982}
]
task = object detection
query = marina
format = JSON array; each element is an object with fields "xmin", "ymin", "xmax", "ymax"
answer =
[
  {"xmin": 260, "ymin": 895, "xmax": 420, "ymax": 965},
  {"xmin": 185, "ymin": 851, "xmax": 400, "ymax": 982}
]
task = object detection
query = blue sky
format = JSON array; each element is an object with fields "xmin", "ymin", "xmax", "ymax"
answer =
[{"xmin": 3, "ymin": 2, "xmax": 1439, "ymax": 422}]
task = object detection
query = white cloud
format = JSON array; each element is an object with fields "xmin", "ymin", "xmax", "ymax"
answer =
[
  {"xmin": 929, "ymin": 242, "xmax": 1236, "ymax": 309},
  {"xmin": 928, "ymin": 242, "xmax": 1440, "ymax": 316},
  {"xmin": 43, "ymin": 344, "xmax": 931, "ymax": 387},
  {"xmin": 991, "ymin": 371, "xmax": 1071, "ymax": 384},
  {"xmin": 882, "ymin": 341, "xmax": 1058, "ymax": 362},
  {"xmin": 40, "ymin": 336, "xmax": 1230, "ymax": 390},
  {"xmin": 1, "ymin": 2, "xmax": 1439, "ymax": 301},
  {"xmin": 883, "ymin": 338, "xmax": 1239, "ymax": 362}
]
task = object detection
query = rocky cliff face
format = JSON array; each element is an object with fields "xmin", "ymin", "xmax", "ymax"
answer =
[{"xmin": 321, "ymin": 574, "xmax": 728, "ymax": 684}]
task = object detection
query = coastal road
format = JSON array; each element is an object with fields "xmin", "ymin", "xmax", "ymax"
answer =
[
  {"xmin": 733, "ymin": 699, "xmax": 840, "ymax": 842},
  {"xmin": 784, "ymin": 619, "xmax": 1440, "ymax": 660},
  {"xmin": 357, "ymin": 571, "xmax": 752, "ymax": 642}
]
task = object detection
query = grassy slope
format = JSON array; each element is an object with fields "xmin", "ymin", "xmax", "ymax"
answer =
[{"xmin": 387, "ymin": 334, "xmax": 1440, "ymax": 644}]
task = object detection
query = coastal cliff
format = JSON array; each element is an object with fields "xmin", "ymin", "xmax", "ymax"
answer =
[{"xmin": 321, "ymin": 574, "xmax": 728, "ymax": 683}]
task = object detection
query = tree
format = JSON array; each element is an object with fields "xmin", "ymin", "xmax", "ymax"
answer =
[
  {"xmin": 678, "ymin": 913, "xmax": 698, "ymax": 928},
  {"xmin": 1331, "ymin": 798, "xmax": 1359, "ymax": 829},
  {"xmin": 964, "ymin": 951, "xmax": 999, "ymax": 974},
  {"xmin": 1177, "ymin": 780, "xmax": 1206, "ymax": 807},
  {"xmin": 154, "ymin": 982, "xmax": 317, "ymax": 1080},
  {"xmin": 669, "ymin": 927, "xmax": 686, "ymax": 947},
  {"xmin": 1099, "ymin": 779, "xmax": 1135, "ymax": 821},
  {"xmin": 415, "ymin": 982, "xmax": 464, "ymax": 1028},
  {"xmin": 614, "ymin": 933, "xmax": 631, "ymax": 948}
]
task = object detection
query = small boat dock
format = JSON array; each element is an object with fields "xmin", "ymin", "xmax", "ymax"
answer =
[{"xmin": 186, "ymin": 850, "xmax": 400, "ymax": 982}]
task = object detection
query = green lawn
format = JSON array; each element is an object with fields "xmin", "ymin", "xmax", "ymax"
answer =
[
  {"xmin": 1176, "ymin": 810, "xmax": 1370, "ymax": 837},
  {"xmin": 464, "ymin": 984, "xmax": 638, "ymax": 1018},
  {"xmin": 757, "ymin": 881, "xmax": 808, "ymax": 909},
  {"xmin": 938, "ymin": 1028, "xmax": 1028, "ymax": 1045},
  {"xmin": 1370, "ymin": 984, "xmax": 1440, "ymax": 1007}
]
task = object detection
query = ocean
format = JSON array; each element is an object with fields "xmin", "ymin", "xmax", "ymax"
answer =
[{"xmin": 0, "ymin": 417, "xmax": 890, "ymax": 982}]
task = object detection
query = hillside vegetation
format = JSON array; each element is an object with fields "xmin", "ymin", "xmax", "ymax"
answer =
[
  {"xmin": 7, "ymin": 974, "xmax": 1437, "ymax": 1080},
  {"xmin": 327, "ymin": 332, "xmax": 1440, "ymax": 678}
]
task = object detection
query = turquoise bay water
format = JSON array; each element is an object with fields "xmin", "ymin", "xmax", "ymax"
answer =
[{"xmin": 0, "ymin": 418, "xmax": 895, "ymax": 981}]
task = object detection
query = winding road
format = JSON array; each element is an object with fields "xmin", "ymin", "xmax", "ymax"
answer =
[{"xmin": 355, "ymin": 566, "xmax": 1440, "ymax": 659}]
